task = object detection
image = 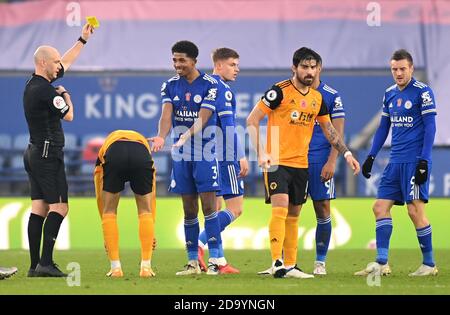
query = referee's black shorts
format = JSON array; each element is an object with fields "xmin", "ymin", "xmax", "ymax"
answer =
[
  {"xmin": 264, "ymin": 165, "xmax": 308, "ymax": 206},
  {"xmin": 102, "ymin": 140, "xmax": 154, "ymax": 195},
  {"xmin": 23, "ymin": 144, "xmax": 68, "ymax": 204}
]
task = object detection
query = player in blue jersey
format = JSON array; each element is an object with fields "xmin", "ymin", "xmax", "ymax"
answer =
[
  {"xmin": 195, "ymin": 48, "xmax": 248, "ymax": 274},
  {"xmin": 308, "ymin": 58, "xmax": 345, "ymax": 275},
  {"xmin": 355, "ymin": 49, "xmax": 438, "ymax": 277},
  {"xmin": 151, "ymin": 41, "xmax": 223, "ymax": 275}
]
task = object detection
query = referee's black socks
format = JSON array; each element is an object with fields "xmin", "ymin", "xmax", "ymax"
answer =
[
  {"xmin": 28, "ymin": 213, "xmax": 45, "ymax": 270},
  {"xmin": 40, "ymin": 212, "xmax": 65, "ymax": 266}
]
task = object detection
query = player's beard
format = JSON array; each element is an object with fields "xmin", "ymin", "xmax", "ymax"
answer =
[{"xmin": 299, "ymin": 75, "xmax": 314, "ymax": 86}]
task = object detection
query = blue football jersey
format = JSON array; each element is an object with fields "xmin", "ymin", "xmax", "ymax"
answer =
[
  {"xmin": 382, "ymin": 78, "xmax": 437, "ymax": 163},
  {"xmin": 211, "ymin": 75, "xmax": 240, "ymax": 162},
  {"xmin": 308, "ymin": 82, "xmax": 345, "ymax": 162},
  {"xmin": 161, "ymin": 72, "xmax": 219, "ymax": 159}
]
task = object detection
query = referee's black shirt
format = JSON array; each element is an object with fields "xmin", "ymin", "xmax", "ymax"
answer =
[{"xmin": 23, "ymin": 66, "xmax": 69, "ymax": 148}]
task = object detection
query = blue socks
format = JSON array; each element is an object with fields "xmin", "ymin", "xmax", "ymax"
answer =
[
  {"xmin": 199, "ymin": 209, "xmax": 235, "ymax": 256},
  {"xmin": 184, "ymin": 217, "xmax": 199, "ymax": 261},
  {"xmin": 375, "ymin": 218, "xmax": 393, "ymax": 265},
  {"xmin": 416, "ymin": 225, "xmax": 435, "ymax": 267},
  {"xmin": 204, "ymin": 211, "xmax": 222, "ymax": 259},
  {"xmin": 315, "ymin": 216, "xmax": 332, "ymax": 262}
]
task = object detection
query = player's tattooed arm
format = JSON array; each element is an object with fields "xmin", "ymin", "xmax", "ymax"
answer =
[{"xmin": 320, "ymin": 121, "xmax": 349, "ymax": 155}]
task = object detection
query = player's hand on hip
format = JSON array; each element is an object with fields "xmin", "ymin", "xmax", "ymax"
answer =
[
  {"xmin": 346, "ymin": 155, "xmax": 360, "ymax": 175},
  {"xmin": 239, "ymin": 157, "xmax": 249, "ymax": 177},
  {"xmin": 414, "ymin": 159, "xmax": 428, "ymax": 185},
  {"xmin": 362, "ymin": 155, "xmax": 375, "ymax": 178},
  {"xmin": 148, "ymin": 136, "xmax": 165, "ymax": 152},
  {"xmin": 321, "ymin": 160, "xmax": 336, "ymax": 182},
  {"xmin": 82, "ymin": 23, "xmax": 94, "ymax": 41},
  {"xmin": 258, "ymin": 153, "xmax": 271, "ymax": 170}
]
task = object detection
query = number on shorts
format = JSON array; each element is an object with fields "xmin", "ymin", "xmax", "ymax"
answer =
[{"xmin": 212, "ymin": 165, "xmax": 218, "ymax": 180}]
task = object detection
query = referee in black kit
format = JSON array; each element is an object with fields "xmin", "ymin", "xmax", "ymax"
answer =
[{"xmin": 23, "ymin": 23, "xmax": 95, "ymax": 277}]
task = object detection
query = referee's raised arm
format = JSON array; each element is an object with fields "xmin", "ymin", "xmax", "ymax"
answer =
[{"xmin": 61, "ymin": 23, "xmax": 94, "ymax": 71}]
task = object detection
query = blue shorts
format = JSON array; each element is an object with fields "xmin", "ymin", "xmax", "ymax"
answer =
[
  {"xmin": 169, "ymin": 159, "xmax": 220, "ymax": 194},
  {"xmin": 377, "ymin": 162, "xmax": 431, "ymax": 205},
  {"xmin": 307, "ymin": 162, "xmax": 336, "ymax": 201},
  {"xmin": 216, "ymin": 161, "xmax": 244, "ymax": 199}
]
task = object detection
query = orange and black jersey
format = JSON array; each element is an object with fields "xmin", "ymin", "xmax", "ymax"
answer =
[
  {"xmin": 93, "ymin": 130, "xmax": 156, "ymax": 220},
  {"xmin": 256, "ymin": 79, "xmax": 331, "ymax": 168}
]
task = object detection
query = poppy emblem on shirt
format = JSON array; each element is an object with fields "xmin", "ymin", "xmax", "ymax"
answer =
[
  {"xmin": 301, "ymin": 100, "xmax": 307, "ymax": 108},
  {"xmin": 185, "ymin": 93, "xmax": 191, "ymax": 101},
  {"xmin": 397, "ymin": 98, "xmax": 402, "ymax": 107},
  {"xmin": 53, "ymin": 96, "xmax": 66, "ymax": 109}
]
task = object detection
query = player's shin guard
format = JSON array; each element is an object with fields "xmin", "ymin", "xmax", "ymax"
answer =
[
  {"xmin": 102, "ymin": 213, "xmax": 120, "ymax": 261},
  {"xmin": 184, "ymin": 217, "xmax": 200, "ymax": 261},
  {"xmin": 315, "ymin": 216, "xmax": 332, "ymax": 262},
  {"xmin": 416, "ymin": 225, "xmax": 435, "ymax": 267},
  {"xmin": 139, "ymin": 213, "xmax": 154, "ymax": 261},
  {"xmin": 284, "ymin": 216, "xmax": 299, "ymax": 267},
  {"xmin": 269, "ymin": 207, "xmax": 288, "ymax": 261},
  {"xmin": 28, "ymin": 213, "xmax": 45, "ymax": 270},
  {"xmin": 375, "ymin": 218, "xmax": 393, "ymax": 265},
  {"xmin": 40, "ymin": 212, "xmax": 64, "ymax": 266},
  {"xmin": 204, "ymin": 211, "xmax": 221, "ymax": 259}
]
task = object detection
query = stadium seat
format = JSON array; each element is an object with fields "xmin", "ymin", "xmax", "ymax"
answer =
[
  {"xmin": 80, "ymin": 162, "xmax": 95, "ymax": 175},
  {"xmin": 152, "ymin": 154, "xmax": 169, "ymax": 175},
  {"xmin": 0, "ymin": 134, "xmax": 12, "ymax": 173},
  {"xmin": 0, "ymin": 134, "xmax": 12, "ymax": 150},
  {"xmin": 9, "ymin": 155, "xmax": 26, "ymax": 174},
  {"xmin": 12, "ymin": 134, "xmax": 29, "ymax": 150},
  {"xmin": 64, "ymin": 133, "xmax": 78, "ymax": 150},
  {"xmin": 81, "ymin": 134, "xmax": 107, "ymax": 148}
]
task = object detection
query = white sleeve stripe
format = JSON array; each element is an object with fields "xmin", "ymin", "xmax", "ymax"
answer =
[
  {"xmin": 331, "ymin": 113, "xmax": 346, "ymax": 117},
  {"xmin": 201, "ymin": 103, "xmax": 216, "ymax": 111},
  {"xmin": 162, "ymin": 98, "xmax": 172, "ymax": 103},
  {"xmin": 218, "ymin": 111, "xmax": 233, "ymax": 116},
  {"xmin": 323, "ymin": 85, "xmax": 337, "ymax": 94},
  {"xmin": 422, "ymin": 109, "xmax": 437, "ymax": 115},
  {"xmin": 382, "ymin": 112, "xmax": 390, "ymax": 117}
]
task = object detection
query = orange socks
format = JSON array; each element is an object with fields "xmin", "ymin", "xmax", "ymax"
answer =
[
  {"xmin": 102, "ymin": 213, "xmax": 119, "ymax": 261},
  {"xmin": 138, "ymin": 212, "xmax": 155, "ymax": 261},
  {"xmin": 284, "ymin": 216, "xmax": 299, "ymax": 267},
  {"xmin": 269, "ymin": 207, "xmax": 288, "ymax": 261}
]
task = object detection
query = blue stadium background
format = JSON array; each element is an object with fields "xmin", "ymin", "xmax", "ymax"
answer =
[{"xmin": 1, "ymin": 0, "xmax": 449, "ymax": 197}]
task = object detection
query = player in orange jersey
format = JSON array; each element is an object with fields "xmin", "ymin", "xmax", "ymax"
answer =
[
  {"xmin": 247, "ymin": 47, "xmax": 359, "ymax": 279},
  {"xmin": 94, "ymin": 130, "xmax": 156, "ymax": 278}
]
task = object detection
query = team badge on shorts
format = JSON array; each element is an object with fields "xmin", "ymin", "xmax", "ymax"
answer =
[{"xmin": 270, "ymin": 182, "xmax": 277, "ymax": 190}]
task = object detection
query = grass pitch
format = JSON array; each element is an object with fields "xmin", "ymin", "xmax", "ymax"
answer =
[{"xmin": 1, "ymin": 248, "xmax": 449, "ymax": 295}]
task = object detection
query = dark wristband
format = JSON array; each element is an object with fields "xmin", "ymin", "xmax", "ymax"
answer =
[
  {"xmin": 61, "ymin": 91, "xmax": 69, "ymax": 98},
  {"xmin": 78, "ymin": 36, "xmax": 87, "ymax": 44}
]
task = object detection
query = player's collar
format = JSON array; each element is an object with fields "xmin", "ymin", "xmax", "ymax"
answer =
[
  {"xmin": 396, "ymin": 77, "xmax": 415, "ymax": 91},
  {"xmin": 317, "ymin": 81, "xmax": 324, "ymax": 90}
]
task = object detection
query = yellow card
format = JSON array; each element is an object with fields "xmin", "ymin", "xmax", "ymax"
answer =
[{"xmin": 86, "ymin": 16, "xmax": 100, "ymax": 28}]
